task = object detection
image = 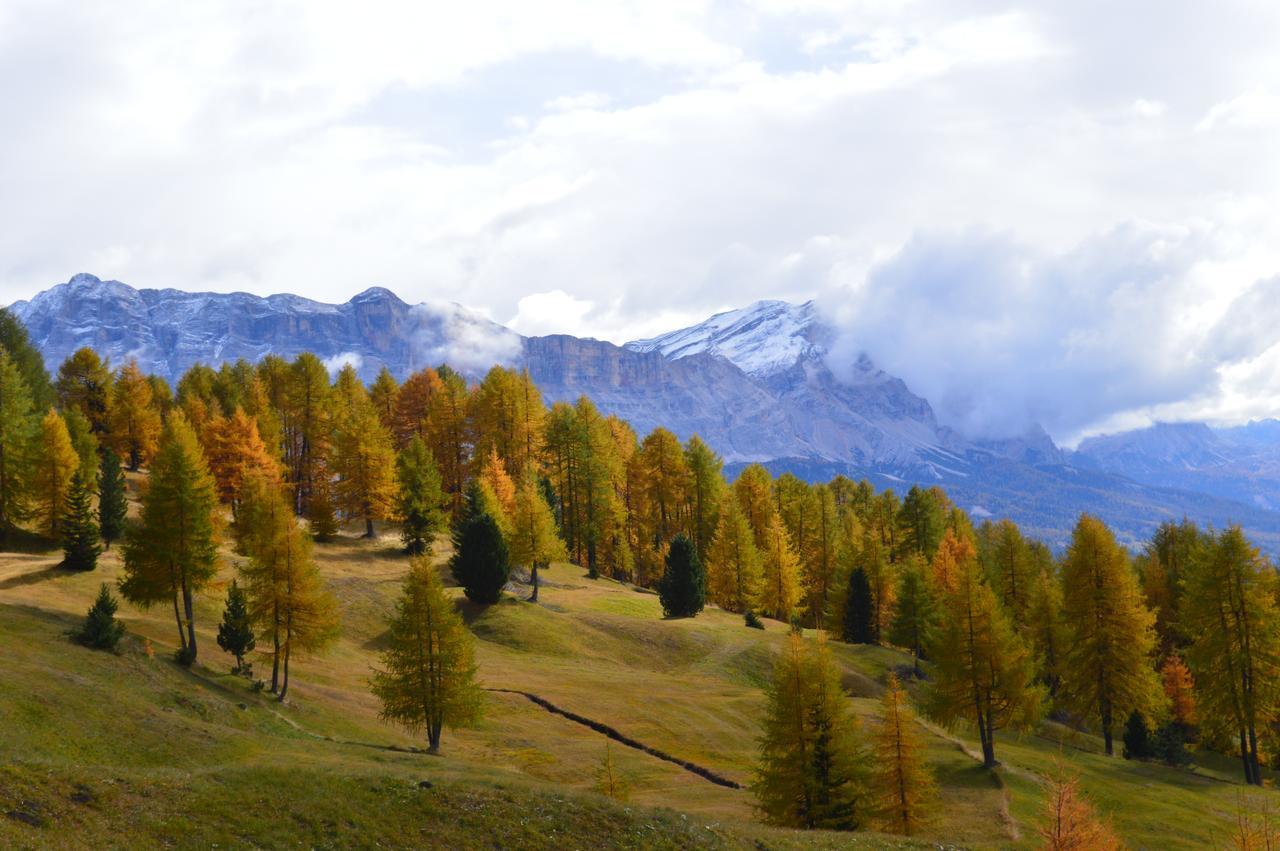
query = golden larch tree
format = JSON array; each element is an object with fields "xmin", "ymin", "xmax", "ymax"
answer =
[
  {"xmin": 108, "ymin": 360, "xmax": 162, "ymax": 471},
  {"xmin": 32, "ymin": 408, "xmax": 78, "ymax": 538},
  {"xmin": 872, "ymin": 674, "xmax": 936, "ymax": 836},
  {"xmin": 705, "ymin": 499, "xmax": 764, "ymax": 614},
  {"xmin": 1037, "ymin": 761, "xmax": 1124, "ymax": 850},
  {"xmin": 332, "ymin": 392, "xmax": 398, "ymax": 538}
]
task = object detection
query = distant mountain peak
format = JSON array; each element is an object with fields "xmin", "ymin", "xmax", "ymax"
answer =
[{"xmin": 625, "ymin": 298, "xmax": 821, "ymax": 377}]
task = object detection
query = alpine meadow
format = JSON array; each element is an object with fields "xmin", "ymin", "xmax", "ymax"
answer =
[{"xmin": 6, "ymin": 2, "xmax": 1280, "ymax": 849}]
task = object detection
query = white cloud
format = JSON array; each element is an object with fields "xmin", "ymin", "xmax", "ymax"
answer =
[
  {"xmin": 1, "ymin": 1, "xmax": 1280, "ymax": 437},
  {"xmin": 322, "ymin": 351, "xmax": 364, "ymax": 375}
]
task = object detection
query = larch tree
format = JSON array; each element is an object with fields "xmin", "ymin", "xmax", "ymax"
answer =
[
  {"xmin": 395, "ymin": 436, "xmax": 446, "ymax": 555},
  {"xmin": 62, "ymin": 407, "xmax": 99, "ymax": 485},
  {"xmin": 202, "ymin": 407, "xmax": 278, "ymax": 514},
  {"xmin": 1160, "ymin": 653, "xmax": 1197, "ymax": 730},
  {"xmin": 1182, "ymin": 526, "xmax": 1280, "ymax": 785},
  {"xmin": 758, "ymin": 508, "xmax": 802, "ymax": 621},
  {"xmin": 120, "ymin": 412, "xmax": 220, "ymax": 665},
  {"xmin": 927, "ymin": 553, "xmax": 1042, "ymax": 768},
  {"xmin": 236, "ymin": 471, "xmax": 339, "ymax": 699},
  {"xmin": 281, "ymin": 353, "xmax": 332, "ymax": 516},
  {"xmin": 896, "ymin": 485, "xmax": 946, "ymax": 562},
  {"xmin": 97, "ymin": 448, "xmax": 128, "ymax": 549},
  {"xmin": 0, "ymin": 350, "xmax": 36, "ymax": 536},
  {"xmin": 508, "ymin": 470, "xmax": 565, "ymax": 602},
  {"xmin": 55, "ymin": 347, "xmax": 112, "ymax": 435},
  {"xmin": 1059, "ymin": 514, "xmax": 1161, "ymax": 757},
  {"xmin": 754, "ymin": 634, "xmax": 870, "ymax": 830},
  {"xmin": 1036, "ymin": 761, "xmax": 1124, "ymax": 851},
  {"xmin": 889, "ymin": 556, "xmax": 937, "ymax": 675},
  {"xmin": 332, "ymin": 391, "xmax": 397, "ymax": 538},
  {"xmin": 1027, "ymin": 566, "xmax": 1068, "ymax": 699},
  {"xmin": 369, "ymin": 366, "xmax": 399, "ymax": 433},
  {"xmin": 683, "ymin": 435, "xmax": 725, "ymax": 563},
  {"xmin": 705, "ymin": 500, "xmax": 764, "ymax": 614},
  {"xmin": 108, "ymin": 361, "xmax": 162, "ymax": 471},
  {"xmin": 32, "ymin": 408, "xmax": 78, "ymax": 538},
  {"xmin": 929, "ymin": 526, "xmax": 976, "ymax": 596},
  {"xmin": 803, "ymin": 484, "xmax": 842, "ymax": 630},
  {"xmin": 872, "ymin": 674, "xmax": 936, "ymax": 836},
  {"xmin": 425, "ymin": 365, "xmax": 471, "ymax": 517},
  {"xmin": 372, "ymin": 558, "xmax": 483, "ymax": 753},
  {"xmin": 733, "ymin": 463, "xmax": 775, "ymax": 546},
  {"xmin": 391, "ymin": 367, "xmax": 442, "ymax": 448},
  {"xmin": 982, "ymin": 519, "xmax": 1035, "ymax": 629}
]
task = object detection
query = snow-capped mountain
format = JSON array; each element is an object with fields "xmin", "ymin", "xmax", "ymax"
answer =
[{"xmin": 10, "ymin": 274, "xmax": 1280, "ymax": 550}]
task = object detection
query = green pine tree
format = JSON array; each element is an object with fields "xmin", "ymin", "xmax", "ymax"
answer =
[
  {"xmin": 395, "ymin": 437, "xmax": 445, "ymax": 555},
  {"xmin": 60, "ymin": 470, "xmax": 101, "ymax": 571},
  {"xmin": 889, "ymin": 558, "xmax": 937, "ymax": 674},
  {"xmin": 841, "ymin": 567, "xmax": 873, "ymax": 644},
  {"xmin": 0, "ymin": 349, "xmax": 36, "ymax": 537},
  {"xmin": 216, "ymin": 579, "xmax": 256, "ymax": 675},
  {"xmin": 97, "ymin": 448, "xmax": 128, "ymax": 549},
  {"xmin": 449, "ymin": 483, "xmax": 510, "ymax": 604},
  {"xmin": 75, "ymin": 583, "xmax": 126, "ymax": 651},
  {"xmin": 657, "ymin": 534, "xmax": 705, "ymax": 618}
]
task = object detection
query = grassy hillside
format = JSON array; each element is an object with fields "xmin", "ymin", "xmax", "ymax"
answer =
[{"xmin": 0, "ymin": 512, "xmax": 1268, "ymax": 848}]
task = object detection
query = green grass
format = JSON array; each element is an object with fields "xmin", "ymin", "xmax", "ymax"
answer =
[{"xmin": 0, "ymin": 520, "xmax": 1272, "ymax": 848}]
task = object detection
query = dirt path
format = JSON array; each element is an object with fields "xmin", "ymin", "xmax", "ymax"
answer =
[{"xmin": 487, "ymin": 687, "xmax": 743, "ymax": 790}]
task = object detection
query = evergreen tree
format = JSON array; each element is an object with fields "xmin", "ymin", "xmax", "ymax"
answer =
[
  {"xmin": 216, "ymin": 580, "xmax": 256, "ymax": 674},
  {"xmin": 120, "ymin": 413, "xmax": 219, "ymax": 665},
  {"xmin": 754, "ymin": 635, "xmax": 869, "ymax": 830},
  {"xmin": 1182, "ymin": 525, "xmax": 1280, "ymax": 785},
  {"xmin": 395, "ymin": 436, "xmax": 446, "ymax": 555},
  {"xmin": 1059, "ymin": 514, "xmax": 1161, "ymax": 757},
  {"xmin": 926, "ymin": 554, "xmax": 1042, "ymax": 768},
  {"xmin": 872, "ymin": 674, "xmax": 936, "ymax": 836},
  {"xmin": 62, "ymin": 407, "xmax": 99, "ymax": 485},
  {"xmin": 1036, "ymin": 762, "xmax": 1123, "ymax": 851},
  {"xmin": 32, "ymin": 408, "xmax": 78, "ymax": 538},
  {"xmin": 1152, "ymin": 721, "xmax": 1191, "ymax": 767},
  {"xmin": 889, "ymin": 557, "xmax": 936, "ymax": 675},
  {"xmin": 75, "ymin": 583, "xmax": 126, "ymax": 651},
  {"xmin": 842, "ymin": 566, "xmax": 874, "ymax": 644},
  {"xmin": 60, "ymin": 470, "xmax": 100, "ymax": 571},
  {"xmin": 371, "ymin": 558, "xmax": 483, "ymax": 753},
  {"xmin": 896, "ymin": 485, "xmax": 946, "ymax": 561},
  {"xmin": 1122, "ymin": 711, "xmax": 1152, "ymax": 760},
  {"xmin": 0, "ymin": 307, "xmax": 55, "ymax": 410},
  {"xmin": 449, "ymin": 484, "xmax": 511, "ymax": 604},
  {"xmin": 657, "ymin": 534, "xmax": 705, "ymax": 618},
  {"xmin": 97, "ymin": 448, "xmax": 128, "ymax": 549},
  {"xmin": 705, "ymin": 500, "xmax": 764, "ymax": 614},
  {"xmin": 0, "ymin": 350, "xmax": 36, "ymax": 536},
  {"xmin": 108, "ymin": 361, "xmax": 162, "ymax": 471},
  {"xmin": 508, "ymin": 471, "xmax": 565, "ymax": 602}
]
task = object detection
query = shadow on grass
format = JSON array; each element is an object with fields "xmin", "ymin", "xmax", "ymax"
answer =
[{"xmin": 0, "ymin": 529, "xmax": 59, "ymax": 555}]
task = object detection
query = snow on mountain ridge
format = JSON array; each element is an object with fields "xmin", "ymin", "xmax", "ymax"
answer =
[{"xmin": 625, "ymin": 299, "xmax": 821, "ymax": 377}]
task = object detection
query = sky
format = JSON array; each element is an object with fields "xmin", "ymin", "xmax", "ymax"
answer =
[{"xmin": 2, "ymin": 0, "xmax": 1279, "ymax": 443}]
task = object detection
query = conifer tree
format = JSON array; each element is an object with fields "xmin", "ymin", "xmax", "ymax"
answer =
[
  {"xmin": 236, "ymin": 471, "xmax": 339, "ymax": 699},
  {"xmin": 1182, "ymin": 525, "xmax": 1280, "ymax": 785},
  {"xmin": 32, "ymin": 408, "xmax": 78, "ymax": 538},
  {"xmin": 203, "ymin": 407, "xmax": 278, "ymax": 512},
  {"xmin": 683, "ymin": 435, "xmax": 724, "ymax": 562},
  {"xmin": 425, "ymin": 366, "xmax": 471, "ymax": 517},
  {"xmin": 306, "ymin": 459, "xmax": 340, "ymax": 540},
  {"xmin": 97, "ymin": 448, "xmax": 127, "ymax": 549},
  {"xmin": 897, "ymin": 485, "xmax": 946, "ymax": 561},
  {"xmin": 657, "ymin": 534, "xmax": 705, "ymax": 618},
  {"xmin": 391, "ymin": 367, "xmax": 442, "ymax": 448},
  {"xmin": 60, "ymin": 470, "xmax": 100, "ymax": 571},
  {"xmin": 395, "ymin": 437, "xmax": 446, "ymax": 555},
  {"xmin": 754, "ymin": 634, "xmax": 869, "ymax": 829},
  {"xmin": 842, "ymin": 566, "xmax": 874, "ymax": 644},
  {"xmin": 927, "ymin": 553, "xmax": 1042, "ymax": 768},
  {"xmin": 595, "ymin": 741, "xmax": 630, "ymax": 802},
  {"xmin": 872, "ymin": 674, "xmax": 936, "ymax": 836},
  {"xmin": 705, "ymin": 500, "xmax": 764, "ymax": 614},
  {"xmin": 62, "ymin": 407, "xmax": 99, "ymax": 485},
  {"xmin": 369, "ymin": 366, "xmax": 399, "ymax": 433},
  {"xmin": 803, "ymin": 484, "xmax": 842, "ymax": 629},
  {"xmin": 1122, "ymin": 711, "xmax": 1152, "ymax": 760},
  {"xmin": 0, "ymin": 350, "xmax": 36, "ymax": 536},
  {"xmin": 889, "ymin": 557, "xmax": 936, "ymax": 674},
  {"xmin": 280, "ymin": 353, "xmax": 332, "ymax": 515},
  {"xmin": 1036, "ymin": 761, "xmax": 1123, "ymax": 851},
  {"xmin": 929, "ymin": 526, "xmax": 975, "ymax": 595},
  {"xmin": 55, "ymin": 347, "xmax": 112, "ymax": 435},
  {"xmin": 0, "ymin": 307, "xmax": 55, "ymax": 411},
  {"xmin": 108, "ymin": 361, "xmax": 162, "ymax": 470},
  {"xmin": 1059, "ymin": 515, "xmax": 1161, "ymax": 757},
  {"xmin": 1027, "ymin": 565, "xmax": 1068, "ymax": 699},
  {"xmin": 332, "ymin": 392, "xmax": 397, "ymax": 537},
  {"xmin": 217, "ymin": 580, "xmax": 256, "ymax": 674},
  {"xmin": 981, "ymin": 519, "xmax": 1035, "ymax": 629},
  {"xmin": 120, "ymin": 413, "xmax": 219, "ymax": 665},
  {"xmin": 759, "ymin": 509, "xmax": 801, "ymax": 620},
  {"xmin": 449, "ymin": 484, "xmax": 511, "ymax": 604},
  {"xmin": 1160, "ymin": 653, "xmax": 1197, "ymax": 730},
  {"xmin": 75, "ymin": 583, "xmax": 126, "ymax": 651},
  {"xmin": 372, "ymin": 558, "xmax": 483, "ymax": 753},
  {"xmin": 509, "ymin": 471, "xmax": 565, "ymax": 602}
]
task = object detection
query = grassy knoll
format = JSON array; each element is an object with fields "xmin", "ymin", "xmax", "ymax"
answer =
[{"xmin": 0, "ymin": 516, "xmax": 1269, "ymax": 848}]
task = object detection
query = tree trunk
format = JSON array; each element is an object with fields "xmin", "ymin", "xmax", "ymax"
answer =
[
  {"xmin": 365, "ymin": 516, "xmax": 375, "ymax": 538},
  {"xmin": 181, "ymin": 577, "xmax": 197, "ymax": 663},
  {"xmin": 171, "ymin": 590, "xmax": 187, "ymax": 655},
  {"xmin": 1239, "ymin": 729, "xmax": 1255, "ymax": 785},
  {"xmin": 530, "ymin": 562, "xmax": 539, "ymax": 602},
  {"xmin": 270, "ymin": 604, "xmax": 281, "ymax": 693},
  {"xmin": 278, "ymin": 640, "xmax": 291, "ymax": 701},
  {"xmin": 428, "ymin": 719, "xmax": 442, "ymax": 753},
  {"xmin": 979, "ymin": 712, "xmax": 997, "ymax": 768}
]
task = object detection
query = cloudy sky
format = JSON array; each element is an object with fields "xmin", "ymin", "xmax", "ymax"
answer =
[{"xmin": 2, "ymin": 0, "xmax": 1279, "ymax": 442}]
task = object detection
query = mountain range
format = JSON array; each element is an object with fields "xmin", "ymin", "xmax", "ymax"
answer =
[{"xmin": 11, "ymin": 273, "xmax": 1280, "ymax": 552}]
